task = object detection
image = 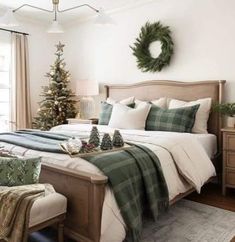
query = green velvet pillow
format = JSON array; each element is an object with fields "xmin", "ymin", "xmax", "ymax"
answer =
[
  {"xmin": 146, "ymin": 104, "xmax": 200, "ymax": 133},
  {"xmin": 98, "ymin": 102, "xmax": 135, "ymax": 125},
  {"xmin": 0, "ymin": 156, "xmax": 41, "ymax": 186}
]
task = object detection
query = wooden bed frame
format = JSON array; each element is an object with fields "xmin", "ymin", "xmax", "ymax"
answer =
[{"xmin": 39, "ymin": 80, "xmax": 225, "ymax": 242}]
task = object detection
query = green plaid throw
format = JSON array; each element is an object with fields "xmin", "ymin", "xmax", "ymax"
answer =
[
  {"xmin": 146, "ymin": 104, "xmax": 200, "ymax": 133},
  {"xmin": 98, "ymin": 102, "xmax": 135, "ymax": 125},
  {"xmin": 83, "ymin": 144, "xmax": 169, "ymax": 242}
]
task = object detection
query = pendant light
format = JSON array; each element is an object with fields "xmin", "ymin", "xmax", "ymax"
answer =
[{"xmin": 0, "ymin": 0, "xmax": 115, "ymax": 33}]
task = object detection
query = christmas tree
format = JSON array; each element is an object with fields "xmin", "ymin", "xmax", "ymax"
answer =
[
  {"xmin": 33, "ymin": 42, "xmax": 77, "ymax": 130},
  {"xmin": 89, "ymin": 126, "xmax": 100, "ymax": 147},
  {"xmin": 112, "ymin": 130, "xmax": 124, "ymax": 147},
  {"xmin": 100, "ymin": 133, "xmax": 113, "ymax": 150}
]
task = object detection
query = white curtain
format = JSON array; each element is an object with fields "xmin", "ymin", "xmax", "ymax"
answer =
[{"xmin": 11, "ymin": 33, "xmax": 32, "ymax": 130}]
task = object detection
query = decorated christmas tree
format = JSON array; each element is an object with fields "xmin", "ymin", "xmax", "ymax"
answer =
[
  {"xmin": 89, "ymin": 126, "xmax": 100, "ymax": 147},
  {"xmin": 112, "ymin": 130, "xmax": 124, "ymax": 147},
  {"xmin": 33, "ymin": 42, "xmax": 77, "ymax": 130},
  {"xmin": 100, "ymin": 133, "xmax": 113, "ymax": 150}
]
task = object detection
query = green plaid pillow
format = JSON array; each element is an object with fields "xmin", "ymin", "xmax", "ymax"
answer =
[
  {"xmin": 99, "ymin": 102, "xmax": 135, "ymax": 125},
  {"xmin": 0, "ymin": 156, "xmax": 41, "ymax": 186},
  {"xmin": 146, "ymin": 104, "xmax": 200, "ymax": 133}
]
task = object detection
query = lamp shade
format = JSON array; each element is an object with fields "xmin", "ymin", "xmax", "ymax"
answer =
[
  {"xmin": 76, "ymin": 79, "xmax": 99, "ymax": 96},
  {"xmin": 0, "ymin": 9, "xmax": 20, "ymax": 27},
  {"xmin": 94, "ymin": 8, "xmax": 115, "ymax": 25},
  {"xmin": 47, "ymin": 20, "xmax": 64, "ymax": 34}
]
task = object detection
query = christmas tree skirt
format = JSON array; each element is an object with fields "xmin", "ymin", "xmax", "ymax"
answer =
[{"xmin": 71, "ymin": 143, "xmax": 134, "ymax": 158}]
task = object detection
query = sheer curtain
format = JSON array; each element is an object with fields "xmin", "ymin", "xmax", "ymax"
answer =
[{"xmin": 11, "ymin": 33, "xmax": 32, "ymax": 130}]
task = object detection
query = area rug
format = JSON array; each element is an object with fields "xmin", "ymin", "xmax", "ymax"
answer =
[
  {"xmin": 30, "ymin": 199, "xmax": 235, "ymax": 242},
  {"xmin": 141, "ymin": 199, "xmax": 235, "ymax": 242}
]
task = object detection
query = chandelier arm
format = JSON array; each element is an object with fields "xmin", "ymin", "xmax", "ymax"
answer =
[
  {"xmin": 13, "ymin": 4, "xmax": 54, "ymax": 13},
  {"xmin": 57, "ymin": 4, "xmax": 99, "ymax": 13}
]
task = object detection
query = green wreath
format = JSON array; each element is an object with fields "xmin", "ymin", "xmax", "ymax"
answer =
[{"xmin": 131, "ymin": 21, "xmax": 174, "ymax": 72}]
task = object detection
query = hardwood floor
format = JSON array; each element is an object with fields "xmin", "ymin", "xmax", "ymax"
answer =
[{"xmin": 186, "ymin": 183, "xmax": 235, "ymax": 212}]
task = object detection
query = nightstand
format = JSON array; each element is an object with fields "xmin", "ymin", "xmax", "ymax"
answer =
[
  {"xmin": 67, "ymin": 118, "xmax": 98, "ymax": 125},
  {"xmin": 222, "ymin": 128, "xmax": 235, "ymax": 195}
]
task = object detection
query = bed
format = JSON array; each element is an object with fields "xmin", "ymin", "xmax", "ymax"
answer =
[{"xmin": 1, "ymin": 80, "xmax": 225, "ymax": 242}]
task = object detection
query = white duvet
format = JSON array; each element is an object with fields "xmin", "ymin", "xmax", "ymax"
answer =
[{"xmin": 0, "ymin": 124, "xmax": 216, "ymax": 242}]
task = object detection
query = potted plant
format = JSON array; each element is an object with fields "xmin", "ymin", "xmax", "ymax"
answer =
[{"xmin": 214, "ymin": 103, "xmax": 235, "ymax": 128}]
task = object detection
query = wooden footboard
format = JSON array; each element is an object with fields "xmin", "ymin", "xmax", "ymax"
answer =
[{"xmin": 39, "ymin": 163, "xmax": 108, "ymax": 242}]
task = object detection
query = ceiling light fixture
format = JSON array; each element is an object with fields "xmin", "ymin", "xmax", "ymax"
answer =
[{"xmin": 0, "ymin": 0, "xmax": 114, "ymax": 33}]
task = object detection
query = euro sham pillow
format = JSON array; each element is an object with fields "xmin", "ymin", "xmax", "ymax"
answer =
[
  {"xmin": 106, "ymin": 96, "xmax": 135, "ymax": 105},
  {"xmin": 0, "ymin": 156, "xmax": 41, "ymax": 186},
  {"xmin": 135, "ymin": 97, "xmax": 167, "ymax": 109},
  {"xmin": 99, "ymin": 97, "xmax": 135, "ymax": 125},
  {"xmin": 146, "ymin": 104, "xmax": 200, "ymax": 133},
  {"xmin": 168, "ymin": 98, "xmax": 212, "ymax": 134},
  {"xmin": 109, "ymin": 102, "xmax": 151, "ymax": 130}
]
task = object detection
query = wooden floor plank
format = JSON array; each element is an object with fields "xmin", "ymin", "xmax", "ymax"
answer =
[{"xmin": 186, "ymin": 183, "xmax": 235, "ymax": 212}]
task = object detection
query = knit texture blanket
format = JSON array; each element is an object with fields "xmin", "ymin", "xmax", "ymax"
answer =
[
  {"xmin": 0, "ymin": 130, "xmax": 71, "ymax": 153},
  {"xmin": 0, "ymin": 184, "xmax": 46, "ymax": 242},
  {"xmin": 83, "ymin": 144, "xmax": 169, "ymax": 242}
]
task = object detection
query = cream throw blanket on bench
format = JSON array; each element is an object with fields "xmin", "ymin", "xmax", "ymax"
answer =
[{"xmin": 0, "ymin": 184, "xmax": 45, "ymax": 242}]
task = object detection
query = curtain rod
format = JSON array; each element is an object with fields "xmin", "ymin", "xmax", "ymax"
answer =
[{"xmin": 0, "ymin": 28, "xmax": 29, "ymax": 36}]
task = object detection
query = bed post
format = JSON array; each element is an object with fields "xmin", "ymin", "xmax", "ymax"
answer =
[
  {"xmin": 40, "ymin": 163, "xmax": 108, "ymax": 242},
  {"xmin": 218, "ymin": 80, "xmax": 225, "ymax": 152}
]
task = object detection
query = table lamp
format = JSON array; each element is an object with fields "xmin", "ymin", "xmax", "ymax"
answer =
[{"xmin": 76, "ymin": 79, "xmax": 99, "ymax": 119}]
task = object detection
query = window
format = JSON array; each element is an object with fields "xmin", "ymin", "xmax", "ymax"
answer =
[{"xmin": 0, "ymin": 32, "xmax": 11, "ymax": 132}]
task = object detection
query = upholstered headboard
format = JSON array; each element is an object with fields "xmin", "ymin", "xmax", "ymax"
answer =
[{"xmin": 105, "ymin": 80, "xmax": 226, "ymax": 151}]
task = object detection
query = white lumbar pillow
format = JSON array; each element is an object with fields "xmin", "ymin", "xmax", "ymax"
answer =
[
  {"xmin": 106, "ymin": 96, "xmax": 135, "ymax": 105},
  {"xmin": 135, "ymin": 97, "xmax": 167, "ymax": 109},
  {"xmin": 168, "ymin": 98, "xmax": 212, "ymax": 134},
  {"xmin": 108, "ymin": 102, "xmax": 151, "ymax": 130}
]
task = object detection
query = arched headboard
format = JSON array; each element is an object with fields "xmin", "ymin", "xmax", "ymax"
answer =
[{"xmin": 105, "ymin": 80, "xmax": 226, "ymax": 151}]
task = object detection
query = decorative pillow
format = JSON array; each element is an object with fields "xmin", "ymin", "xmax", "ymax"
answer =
[
  {"xmin": 108, "ymin": 102, "xmax": 151, "ymax": 130},
  {"xmin": 106, "ymin": 96, "xmax": 135, "ymax": 105},
  {"xmin": 168, "ymin": 98, "xmax": 212, "ymax": 134},
  {"xmin": 98, "ymin": 102, "xmax": 113, "ymax": 125},
  {"xmin": 135, "ymin": 97, "xmax": 167, "ymax": 109},
  {"xmin": 146, "ymin": 104, "xmax": 200, "ymax": 133},
  {"xmin": 99, "ymin": 97, "xmax": 135, "ymax": 125},
  {"xmin": 0, "ymin": 156, "xmax": 41, "ymax": 186}
]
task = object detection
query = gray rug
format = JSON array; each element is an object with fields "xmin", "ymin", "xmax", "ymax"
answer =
[{"xmin": 141, "ymin": 199, "xmax": 235, "ymax": 242}]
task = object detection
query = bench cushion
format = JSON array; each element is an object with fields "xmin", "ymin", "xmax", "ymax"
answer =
[{"xmin": 29, "ymin": 192, "xmax": 67, "ymax": 227}]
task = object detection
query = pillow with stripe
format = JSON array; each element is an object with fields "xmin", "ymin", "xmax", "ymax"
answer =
[
  {"xmin": 146, "ymin": 104, "xmax": 200, "ymax": 133},
  {"xmin": 99, "ymin": 102, "xmax": 135, "ymax": 125}
]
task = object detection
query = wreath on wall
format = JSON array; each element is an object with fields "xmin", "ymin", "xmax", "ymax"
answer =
[{"xmin": 130, "ymin": 21, "xmax": 174, "ymax": 73}]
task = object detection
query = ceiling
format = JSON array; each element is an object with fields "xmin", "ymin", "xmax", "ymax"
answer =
[{"xmin": 0, "ymin": 0, "xmax": 142, "ymax": 24}]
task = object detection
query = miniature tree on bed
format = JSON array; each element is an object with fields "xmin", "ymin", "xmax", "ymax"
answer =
[
  {"xmin": 100, "ymin": 133, "xmax": 113, "ymax": 150},
  {"xmin": 33, "ymin": 42, "xmax": 77, "ymax": 130},
  {"xmin": 112, "ymin": 130, "xmax": 124, "ymax": 147},
  {"xmin": 89, "ymin": 126, "xmax": 100, "ymax": 147}
]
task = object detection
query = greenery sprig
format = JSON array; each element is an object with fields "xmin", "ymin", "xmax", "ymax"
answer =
[
  {"xmin": 213, "ymin": 103, "xmax": 235, "ymax": 117},
  {"xmin": 130, "ymin": 21, "xmax": 174, "ymax": 72}
]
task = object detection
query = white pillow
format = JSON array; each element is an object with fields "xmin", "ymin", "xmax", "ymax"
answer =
[
  {"xmin": 107, "ymin": 96, "xmax": 135, "ymax": 105},
  {"xmin": 108, "ymin": 102, "xmax": 151, "ymax": 130},
  {"xmin": 135, "ymin": 97, "xmax": 167, "ymax": 109},
  {"xmin": 168, "ymin": 98, "xmax": 212, "ymax": 134}
]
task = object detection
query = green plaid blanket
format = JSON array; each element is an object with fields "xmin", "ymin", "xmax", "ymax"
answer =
[{"xmin": 83, "ymin": 144, "xmax": 169, "ymax": 242}]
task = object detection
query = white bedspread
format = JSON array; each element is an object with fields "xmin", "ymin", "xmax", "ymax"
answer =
[{"xmin": 0, "ymin": 124, "xmax": 216, "ymax": 242}]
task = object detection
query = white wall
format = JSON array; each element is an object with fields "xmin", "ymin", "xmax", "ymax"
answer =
[{"xmin": 62, "ymin": 0, "xmax": 235, "ymax": 107}]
